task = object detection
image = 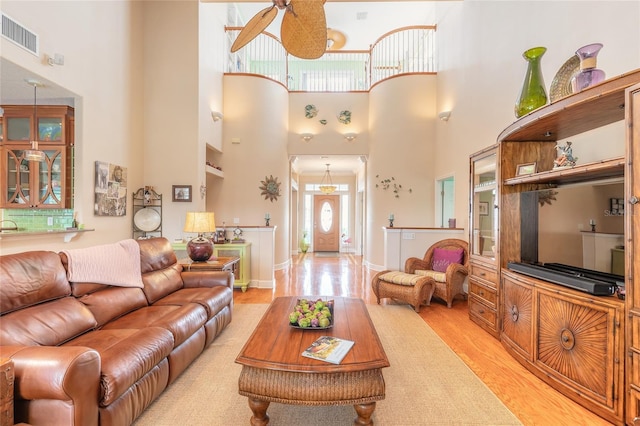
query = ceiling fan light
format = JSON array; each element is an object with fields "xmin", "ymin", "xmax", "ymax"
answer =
[{"xmin": 326, "ymin": 28, "xmax": 346, "ymax": 51}]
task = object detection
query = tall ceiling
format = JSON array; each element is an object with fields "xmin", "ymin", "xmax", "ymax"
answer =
[
  {"xmin": 232, "ymin": 1, "xmax": 438, "ymax": 51},
  {"xmin": 1, "ymin": 1, "xmax": 442, "ymax": 174}
]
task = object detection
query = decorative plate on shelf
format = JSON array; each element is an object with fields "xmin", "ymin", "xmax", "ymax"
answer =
[
  {"xmin": 549, "ymin": 55, "xmax": 580, "ymax": 102},
  {"xmin": 134, "ymin": 208, "xmax": 161, "ymax": 232}
]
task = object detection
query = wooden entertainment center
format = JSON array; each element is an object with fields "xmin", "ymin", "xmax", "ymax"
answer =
[{"xmin": 470, "ymin": 69, "xmax": 640, "ymax": 425}]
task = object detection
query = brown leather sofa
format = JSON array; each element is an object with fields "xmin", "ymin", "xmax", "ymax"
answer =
[{"xmin": 0, "ymin": 237, "xmax": 234, "ymax": 426}]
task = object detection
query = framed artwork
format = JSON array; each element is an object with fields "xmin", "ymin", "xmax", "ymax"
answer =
[
  {"xmin": 516, "ymin": 162, "xmax": 537, "ymax": 176},
  {"xmin": 94, "ymin": 161, "xmax": 127, "ymax": 216},
  {"xmin": 478, "ymin": 201, "xmax": 489, "ymax": 216},
  {"xmin": 172, "ymin": 185, "xmax": 192, "ymax": 202},
  {"xmin": 610, "ymin": 198, "xmax": 624, "ymax": 216}
]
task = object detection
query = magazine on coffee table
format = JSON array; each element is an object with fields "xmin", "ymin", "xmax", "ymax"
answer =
[{"xmin": 301, "ymin": 336, "xmax": 355, "ymax": 364}]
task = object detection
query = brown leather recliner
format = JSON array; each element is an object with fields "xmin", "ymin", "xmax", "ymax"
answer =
[{"xmin": 0, "ymin": 237, "xmax": 233, "ymax": 426}]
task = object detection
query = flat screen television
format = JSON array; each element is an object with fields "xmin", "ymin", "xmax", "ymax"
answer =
[{"xmin": 514, "ymin": 180, "xmax": 624, "ymax": 295}]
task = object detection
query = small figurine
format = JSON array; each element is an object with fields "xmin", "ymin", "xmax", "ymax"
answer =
[{"xmin": 553, "ymin": 141, "xmax": 577, "ymax": 168}]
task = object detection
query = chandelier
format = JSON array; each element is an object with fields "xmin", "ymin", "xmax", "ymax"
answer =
[
  {"xmin": 24, "ymin": 79, "xmax": 45, "ymax": 162},
  {"xmin": 319, "ymin": 164, "xmax": 337, "ymax": 194}
]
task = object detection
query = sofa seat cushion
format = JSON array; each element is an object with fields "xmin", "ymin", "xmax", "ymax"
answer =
[
  {"xmin": 0, "ymin": 297, "xmax": 97, "ymax": 346},
  {"xmin": 101, "ymin": 304, "xmax": 207, "ymax": 348},
  {"xmin": 153, "ymin": 286, "xmax": 232, "ymax": 319},
  {"xmin": 415, "ymin": 269, "xmax": 447, "ymax": 283},
  {"xmin": 73, "ymin": 285, "xmax": 149, "ymax": 328},
  {"xmin": 65, "ymin": 327, "xmax": 173, "ymax": 406}
]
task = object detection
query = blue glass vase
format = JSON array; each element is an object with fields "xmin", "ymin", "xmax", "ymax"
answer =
[{"xmin": 515, "ymin": 47, "xmax": 548, "ymax": 118}]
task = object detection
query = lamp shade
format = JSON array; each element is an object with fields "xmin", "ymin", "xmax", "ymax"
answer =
[
  {"xmin": 184, "ymin": 212, "xmax": 216, "ymax": 233},
  {"xmin": 184, "ymin": 212, "xmax": 216, "ymax": 261}
]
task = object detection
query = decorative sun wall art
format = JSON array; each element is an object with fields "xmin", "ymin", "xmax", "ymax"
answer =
[{"xmin": 259, "ymin": 175, "xmax": 281, "ymax": 202}]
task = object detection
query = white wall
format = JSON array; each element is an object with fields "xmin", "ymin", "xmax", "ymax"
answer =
[
  {"xmin": 366, "ymin": 75, "xmax": 438, "ymax": 266},
  {"xmin": 1, "ymin": 1, "xmax": 639, "ymax": 265},
  {"xmin": 1, "ymin": 1, "xmax": 145, "ymax": 254},
  {"xmin": 212, "ymin": 75, "xmax": 290, "ymax": 266},
  {"xmin": 434, "ymin": 0, "xmax": 640, "ymax": 235}
]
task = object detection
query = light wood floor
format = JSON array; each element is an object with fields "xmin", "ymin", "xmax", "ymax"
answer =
[{"xmin": 234, "ymin": 253, "xmax": 613, "ymax": 426}]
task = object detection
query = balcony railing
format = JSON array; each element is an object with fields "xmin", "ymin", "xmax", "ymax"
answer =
[{"xmin": 225, "ymin": 26, "xmax": 437, "ymax": 92}]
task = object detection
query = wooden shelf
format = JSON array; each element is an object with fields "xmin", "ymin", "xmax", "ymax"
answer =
[
  {"xmin": 206, "ymin": 165, "xmax": 224, "ymax": 178},
  {"xmin": 503, "ymin": 157, "xmax": 624, "ymax": 186},
  {"xmin": 498, "ymin": 69, "xmax": 640, "ymax": 143}
]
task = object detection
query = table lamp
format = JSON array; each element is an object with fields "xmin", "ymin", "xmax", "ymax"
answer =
[{"xmin": 184, "ymin": 211, "xmax": 216, "ymax": 261}]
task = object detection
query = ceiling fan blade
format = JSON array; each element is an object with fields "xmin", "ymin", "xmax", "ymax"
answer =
[
  {"xmin": 281, "ymin": 0, "xmax": 327, "ymax": 59},
  {"xmin": 230, "ymin": 6, "xmax": 278, "ymax": 53}
]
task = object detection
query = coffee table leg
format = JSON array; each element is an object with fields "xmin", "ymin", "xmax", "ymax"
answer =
[
  {"xmin": 248, "ymin": 397, "xmax": 270, "ymax": 426},
  {"xmin": 353, "ymin": 401, "xmax": 376, "ymax": 425}
]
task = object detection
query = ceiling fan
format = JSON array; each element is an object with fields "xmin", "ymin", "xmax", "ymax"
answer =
[{"xmin": 230, "ymin": 0, "xmax": 328, "ymax": 60}]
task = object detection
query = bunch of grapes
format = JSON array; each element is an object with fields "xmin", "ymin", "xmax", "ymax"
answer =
[{"xmin": 289, "ymin": 298, "xmax": 333, "ymax": 328}]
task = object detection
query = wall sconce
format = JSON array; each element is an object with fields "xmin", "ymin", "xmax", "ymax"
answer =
[
  {"xmin": 438, "ymin": 111, "xmax": 452, "ymax": 122},
  {"xmin": 301, "ymin": 133, "xmax": 314, "ymax": 142},
  {"xmin": 344, "ymin": 133, "xmax": 358, "ymax": 142},
  {"xmin": 211, "ymin": 111, "xmax": 224, "ymax": 122},
  {"xmin": 46, "ymin": 53, "xmax": 65, "ymax": 66}
]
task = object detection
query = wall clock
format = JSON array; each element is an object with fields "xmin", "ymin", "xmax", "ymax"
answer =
[{"xmin": 259, "ymin": 175, "xmax": 281, "ymax": 202}]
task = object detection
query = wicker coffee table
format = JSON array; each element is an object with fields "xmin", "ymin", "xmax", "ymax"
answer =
[{"xmin": 235, "ymin": 296, "xmax": 389, "ymax": 425}]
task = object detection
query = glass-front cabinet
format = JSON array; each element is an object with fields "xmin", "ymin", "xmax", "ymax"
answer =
[
  {"xmin": 470, "ymin": 148, "xmax": 498, "ymax": 259},
  {"xmin": 3, "ymin": 146, "xmax": 66, "ymax": 207},
  {"xmin": 0, "ymin": 105, "xmax": 73, "ymax": 208},
  {"xmin": 468, "ymin": 145, "xmax": 500, "ymax": 339}
]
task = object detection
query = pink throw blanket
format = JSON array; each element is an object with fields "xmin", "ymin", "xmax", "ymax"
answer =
[{"xmin": 60, "ymin": 239, "xmax": 143, "ymax": 288}]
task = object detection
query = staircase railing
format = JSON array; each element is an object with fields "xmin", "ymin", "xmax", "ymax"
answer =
[{"xmin": 225, "ymin": 25, "xmax": 437, "ymax": 92}]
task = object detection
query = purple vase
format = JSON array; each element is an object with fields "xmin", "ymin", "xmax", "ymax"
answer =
[{"xmin": 570, "ymin": 43, "xmax": 605, "ymax": 92}]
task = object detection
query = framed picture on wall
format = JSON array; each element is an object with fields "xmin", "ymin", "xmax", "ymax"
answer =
[
  {"xmin": 479, "ymin": 201, "xmax": 489, "ymax": 216},
  {"xmin": 172, "ymin": 185, "xmax": 192, "ymax": 202}
]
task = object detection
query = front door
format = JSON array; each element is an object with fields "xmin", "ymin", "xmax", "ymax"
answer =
[{"xmin": 313, "ymin": 194, "xmax": 340, "ymax": 252}]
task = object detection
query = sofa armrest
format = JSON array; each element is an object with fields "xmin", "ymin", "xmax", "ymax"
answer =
[
  {"xmin": 2, "ymin": 345, "xmax": 100, "ymax": 426},
  {"xmin": 405, "ymin": 257, "xmax": 429, "ymax": 274},
  {"xmin": 181, "ymin": 270, "xmax": 234, "ymax": 289}
]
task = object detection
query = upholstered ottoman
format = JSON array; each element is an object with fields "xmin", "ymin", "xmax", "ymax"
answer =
[{"xmin": 371, "ymin": 271, "xmax": 435, "ymax": 313}]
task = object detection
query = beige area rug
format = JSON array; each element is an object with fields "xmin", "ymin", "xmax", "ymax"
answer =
[{"xmin": 134, "ymin": 303, "xmax": 521, "ymax": 425}]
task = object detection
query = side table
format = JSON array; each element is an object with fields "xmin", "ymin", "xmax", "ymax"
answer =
[
  {"xmin": 1, "ymin": 358, "xmax": 14, "ymax": 426},
  {"xmin": 178, "ymin": 256, "xmax": 243, "ymax": 290}
]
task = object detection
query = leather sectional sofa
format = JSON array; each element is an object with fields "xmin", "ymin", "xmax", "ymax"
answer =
[{"xmin": 0, "ymin": 237, "xmax": 234, "ymax": 425}]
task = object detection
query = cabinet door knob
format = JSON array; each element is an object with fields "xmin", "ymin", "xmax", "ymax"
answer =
[{"xmin": 630, "ymin": 195, "xmax": 639, "ymax": 205}]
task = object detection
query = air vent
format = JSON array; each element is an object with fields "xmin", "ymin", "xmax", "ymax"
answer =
[{"xmin": 1, "ymin": 13, "xmax": 38, "ymax": 56}]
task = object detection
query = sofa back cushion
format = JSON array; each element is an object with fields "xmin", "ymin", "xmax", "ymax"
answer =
[
  {"xmin": 0, "ymin": 297, "xmax": 97, "ymax": 346},
  {"xmin": 72, "ymin": 284, "xmax": 149, "ymax": 327},
  {"xmin": 137, "ymin": 238, "xmax": 184, "ymax": 303},
  {"xmin": 0, "ymin": 251, "xmax": 72, "ymax": 315}
]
